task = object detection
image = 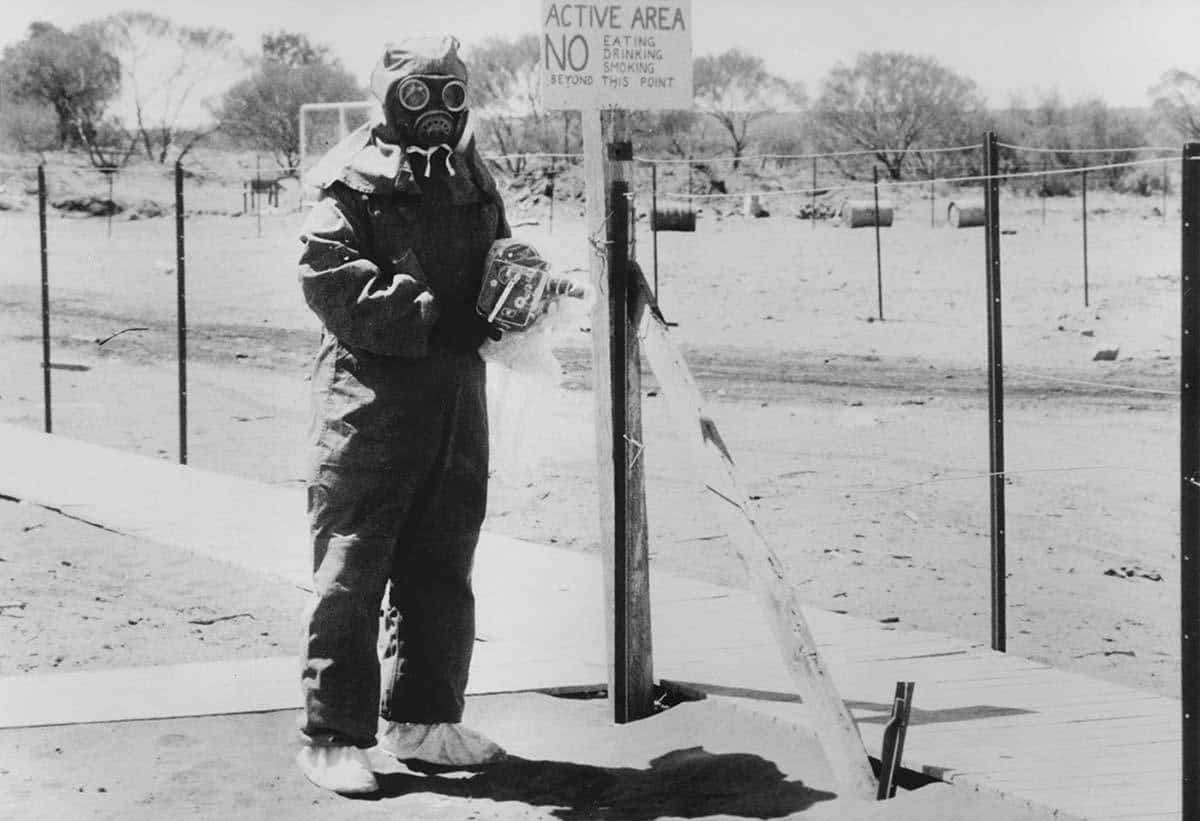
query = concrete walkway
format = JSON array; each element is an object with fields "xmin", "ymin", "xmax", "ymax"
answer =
[{"xmin": 0, "ymin": 423, "xmax": 1181, "ymax": 819}]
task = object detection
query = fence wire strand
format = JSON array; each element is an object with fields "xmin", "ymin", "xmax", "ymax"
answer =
[
  {"xmin": 805, "ymin": 463, "xmax": 1170, "ymax": 496},
  {"xmin": 638, "ymin": 143, "xmax": 983, "ymax": 165},
  {"xmin": 662, "ymin": 155, "xmax": 1181, "ymax": 202},
  {"xmin": 1003, "ymin": 368, "xmax": 1178, "ymax": 397},
  {"xmin": 999, "ymin": 142, "xmax": 1178, "ymax": 155}
]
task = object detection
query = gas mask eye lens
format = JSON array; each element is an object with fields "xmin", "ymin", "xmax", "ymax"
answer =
[
  {"xmin": 442, "ymin": 80, "xmax": 467, "ymax": 112},
  {"xmin": 396, "ymin": 77, "xmax": 431, "ymax": 111}
]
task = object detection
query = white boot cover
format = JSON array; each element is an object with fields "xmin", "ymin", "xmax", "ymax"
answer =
[
  {"xmin": 296, "ymin": 745, "xmax": 379, "ymax": 795},
  {"xmin": 377, "ymin": 721, "xmax": 506, "ymax": 766}
]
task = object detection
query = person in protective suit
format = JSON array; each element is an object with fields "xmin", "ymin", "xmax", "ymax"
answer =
[{"xmin": 295, "ymin": 36, "xmax": 509, "ymax": 795}]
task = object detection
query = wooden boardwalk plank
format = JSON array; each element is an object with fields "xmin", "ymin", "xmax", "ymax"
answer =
[
  {"xmin": 977, "ymin": 766, "xmax": 1179, "ymax": 785},
  {"xmin": 0, "ymin": 423, "xmax": 1184, "ymax": 820}
]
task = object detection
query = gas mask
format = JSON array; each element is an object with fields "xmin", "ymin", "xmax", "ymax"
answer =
[
  {"xmin": 370, "ymin": 38, "xmax": 472, "ymax": 178},
  {"xmin": 387, "ymin": 74, "xmax": 469, "ymax": 175}
]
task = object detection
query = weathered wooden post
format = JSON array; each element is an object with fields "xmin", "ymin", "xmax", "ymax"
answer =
[
  {"xmin": 1181, "ymin": 141, "xmax": 1200, "ymax": 821},
  {"xmin": 604, "ymin": 156, "xmax": 649, "ymax": 721},
  {"xmin": 983, "ymin": 131, "xmax": 1006, "ymax": 652},
  {"xmin": 541, "ymin": 0, "xmax": 693, "ymax": 724},
  {"xmin": 650, "ymin": 160, "xmax": 659, "ymax": 295},
  {"xmin": 584, "ymin": 104, "xmax": 653, "ymax": 723}
]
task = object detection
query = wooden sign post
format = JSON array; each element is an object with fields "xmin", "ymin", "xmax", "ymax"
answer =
[
  {"xmin": 583, "ymin": 109, "xmax": 654, "ymax": 722},
  {"xmin": 541, "ymin": 0, "xmax": 693, "ymax": 723}
]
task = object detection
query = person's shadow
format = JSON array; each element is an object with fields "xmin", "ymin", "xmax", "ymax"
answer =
[{"xmin": 369, "ymin": 746, "xmax": 838, "ymax": 819}]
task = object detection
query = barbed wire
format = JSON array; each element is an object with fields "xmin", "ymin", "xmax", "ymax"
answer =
[
  {"xmin": 636, "ymin": 144, "xmax": 984, "ymax": 165},
  {"xmin": 811, "ymin": 463, "xmax": 1169, "ymax": 496},
  {"xmin": 1, "ymin": 162, "xmax": 295, "ymax": 179},
  {"xmin": 476, "ymin": 144, "xmax": 986, "ymax": 165},
  {"xmin": 5, "ymin": 143, "xmax": 1192, "ymax": 178},
  {"xmin": 999, "ymin": 142, "xmax": 1178, "ymax": 155},
  {"xmin": 481, "ymin": 152, "xmax": 581, "ymax": 162},
  {"xmin": 1003, "ymin": 368, "xmax": 1177, "ymax": 397},
  {"xmin": 662, "ymin": 155, "xmax": 1179, "ymax": 202}
]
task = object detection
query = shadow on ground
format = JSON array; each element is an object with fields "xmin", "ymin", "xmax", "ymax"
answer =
[{"xmin": 366, "ymin": 747, "xmax": 837, "ymax": 819}]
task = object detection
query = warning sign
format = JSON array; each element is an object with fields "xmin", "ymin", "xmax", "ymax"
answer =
[{"xmin": 539, "ymin": 1, "xmax": 693, "ymax": 111}]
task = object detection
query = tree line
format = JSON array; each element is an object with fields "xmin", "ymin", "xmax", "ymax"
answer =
[
  {"xmin": 0, "ymin": 16, "xmax": 360, "ymax": 169},
  {"xmin": 3, "ymin": 18, "xmax": 1199, "ymax": 180}
]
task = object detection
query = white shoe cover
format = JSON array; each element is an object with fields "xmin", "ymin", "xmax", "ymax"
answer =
[
  {"xmin": 296, "ymin": 745, "xmax": 378, "ymax": 795},
  {"xmin": 377, "ymin": 721, "xmax": 506, "ymax": 766}
]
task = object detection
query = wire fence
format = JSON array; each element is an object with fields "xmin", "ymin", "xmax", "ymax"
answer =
[
  {"xmin": 656, "ymin": 154, "xmax": 1176, "ymax": 201},
  {"xmin": 2, "ymin": 141, "xmax": 1188, "ymax": 447},
  {"xmin": 1, "ymin": 140, "xmax": 1190, "ymax": 702}
]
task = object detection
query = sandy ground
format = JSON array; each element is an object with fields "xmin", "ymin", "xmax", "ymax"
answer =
[
  {"xmin": 0, "ymin": 692, "xmax": 1063, "ymax": 821},
  {"xmin": 0, "ymin": 163, "xmax": 1182, "ymax": 817}
]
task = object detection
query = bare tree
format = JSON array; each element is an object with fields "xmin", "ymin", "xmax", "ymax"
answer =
[
  {"xmin": 693, "ymin": 49, "xmax": 803, "ymax": 167},
  {"xmin": 465, "ymin": 34, "xmax": 542, "ymax": 173},
  {"xmin": 0, "ymin": 22, "xmax": 120, "ymax": 148},
  {"xmin": 1150, "ymin": 69, "xmax": 1200, "ymax": 140},
  {"xmin": 261, "ymin": 31, "xmax": 331, "ymax": 68},
  {"xmin": 813, "ymin": 52, "xmax": 983, "ymax": 179},
  {"xmin": 215, "ymin": 32, "xmax": 363, "ymax": 173},
  {"xmin": 84, "ymin": 12, "xmax": 247, "ymax": 163}
]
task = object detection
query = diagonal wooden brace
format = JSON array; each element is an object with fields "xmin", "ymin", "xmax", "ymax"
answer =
[{"xmin": 632, "ymin": 268, "xmax": 879, "ymax": 800}]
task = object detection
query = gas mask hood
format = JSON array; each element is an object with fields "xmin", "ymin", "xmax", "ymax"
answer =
[{"xmin": 370, "ymin": 37, "xmax": 472, "ymax": 177}]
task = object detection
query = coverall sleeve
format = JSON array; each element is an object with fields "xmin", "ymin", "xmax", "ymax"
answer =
[
  {"xmin": 298, "ymin": 186, "xmax": 439, "ymax": 357},
  {"xmin": 495, "ymin": 197, "xmax": 512, "ymax": 241}
]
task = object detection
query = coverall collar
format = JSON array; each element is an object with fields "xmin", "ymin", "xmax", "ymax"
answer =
[{"xmin": 304, "ymin": 117, "xmax": 477, "ymax": 197}]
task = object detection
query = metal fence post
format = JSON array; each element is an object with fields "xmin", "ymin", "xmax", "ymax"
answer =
[
  {"xmin": 983, "ymin": 132, "xmax": 1006, "ymax": 652},
  {"xmin": 105, "ymin": 168, "xmax": 115, "ymax": 238},
  {"xmin": 1082, "ymin": 169, "xmax": 1090, "ymax": 307},
  {"xmin": 873, "ymin": 165, "xmax": 884, "ymax": 321},
  {"xmin": 38, "ymin": 165, "xmax": 51, "ymax": 434},
  {"xmin": 1165, "ymin": 158, "xmax": 1170, "ymax": 224},
  {"xmin": 1181, "ymin": 141, "xmax": 1200, "ymax": 821},
  {"xmin": 811, "ymin": 156, "xmax": 817, "ymax": 229},
  {"xmin": 929, "ymin": 161, "xmax": 936, "ymax": 229},
  {"xmin": 175, "ymin": 162, "xmax": 188, "ymax": 465},
  {"xmin": 255, "ymin": 154, "xmax": 263, "ymax": 240},
  {"xmin": 1041, "ymin": 157, "xmax": 1048, "ymax": 226}
]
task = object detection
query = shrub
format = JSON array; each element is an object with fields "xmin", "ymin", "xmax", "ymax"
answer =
[
  {"xmin": 0, "ymin": 100, "xmax": 59, "ymax": 155},
  {"xmin": 1115, "ymin": 167, "xmax": 1169, "ymax": 196}
]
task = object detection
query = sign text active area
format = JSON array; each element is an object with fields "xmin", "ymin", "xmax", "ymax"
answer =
[{"xmin": 540, "ymin": 1, "xmax": 693, "ymax": 110}]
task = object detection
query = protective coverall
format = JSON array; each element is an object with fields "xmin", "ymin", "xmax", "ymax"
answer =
[{"xmin": 297, "ymin": 105, "xmax": 509, "ymax": 748}]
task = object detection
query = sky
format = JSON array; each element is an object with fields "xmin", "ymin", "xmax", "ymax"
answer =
[{"xmin": 2, "ymin": 0, "xmax": 1199, "ymax": 111}]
